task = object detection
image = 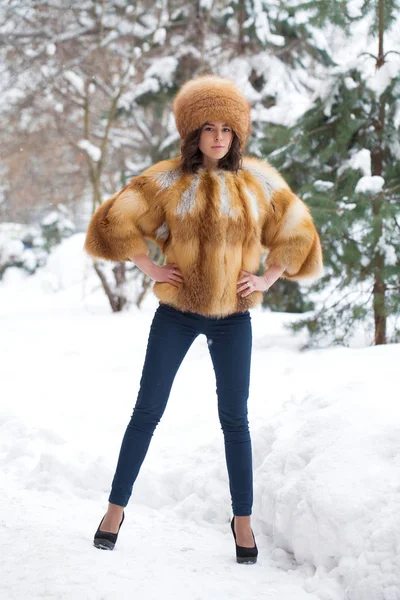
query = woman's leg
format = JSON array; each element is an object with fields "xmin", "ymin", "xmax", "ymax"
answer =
[
  {"xmin": 206, "ymin": 311, "xmax": 253, "ymax": 518},
  {"xmin": 107, "ymin": 304, "xmax": 199, "ymax": 510}
]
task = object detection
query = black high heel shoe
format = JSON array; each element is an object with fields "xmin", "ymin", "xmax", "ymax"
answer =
[
  {"xmin": 93, "ymin": 511, "xmax": 125, "ymax": 550},
  {"xmin": 231, "ymin": 516, "xmax": 258, "ymax": 564}
]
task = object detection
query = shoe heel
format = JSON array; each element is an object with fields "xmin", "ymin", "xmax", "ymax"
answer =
[
  {"xmin": 93, "ymin": 511, "xmax": 125, "ymax": 551},
  {"xmin": 231, "ymin": 516, "xmax": 258, "ymax": 564}
]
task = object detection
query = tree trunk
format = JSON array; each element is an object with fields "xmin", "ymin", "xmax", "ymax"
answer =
[
  {"xmin": 371, "ymin": 0, "xmax": 387, "ymax": 345},
  {"xmin": 113, "ymin": 262, "xmax": 128, "ymax": 312},
  {"xmin": 93, "ymin": 262, "xmax": 128, "ymax": 313},
  {"xmin": 84, "ymin": 76, "xmax": 130, "ymax": 312},
  {"xmin": 237, "ymin": 1, "xmax": 246, "ymax": 54}
]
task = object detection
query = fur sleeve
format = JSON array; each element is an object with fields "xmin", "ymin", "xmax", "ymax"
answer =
[
  {"xmin": 261, "ymin": 189, "xmax": 323, "ymax": 280},
  {"xmin": 84, "ymin": 174, "xmax": 167, "ymax": 262}
]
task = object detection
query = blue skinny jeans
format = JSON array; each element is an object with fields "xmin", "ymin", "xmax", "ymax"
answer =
[{"xmin": 108, "ymin": 301, "xmax": 253, "ymax": 516}]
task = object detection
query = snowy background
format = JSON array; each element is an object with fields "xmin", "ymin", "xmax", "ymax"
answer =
[{"xmin": 1, "ymin": 234, "xmax": 399, "ymax": 600}]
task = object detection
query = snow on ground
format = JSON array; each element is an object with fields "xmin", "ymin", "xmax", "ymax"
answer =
[{"xmin": 1, "ymin": 234, "xmax": 399, "ymax": 600}]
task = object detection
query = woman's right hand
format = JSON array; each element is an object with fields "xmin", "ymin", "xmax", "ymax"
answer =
[
  {"xmin": 130, "ymin": 254, "xmax": 184, "ymax": 287},
  {"xmin": 151, "ymin": 263, "xmax": 184, "ymax": 287}
]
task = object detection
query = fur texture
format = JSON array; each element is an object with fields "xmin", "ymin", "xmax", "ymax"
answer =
[
  {"xmin": 84, "ymin": 156, "xmax": 323, "ymax": 318},
  {"xmin": 172, "ymin": 75, "xmax": 251, "ymax": 150}
]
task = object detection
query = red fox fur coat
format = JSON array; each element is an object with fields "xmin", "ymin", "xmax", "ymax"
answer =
[{"xmin": 84, "ymin": 156, "xmax": 323, "ymax": 317}]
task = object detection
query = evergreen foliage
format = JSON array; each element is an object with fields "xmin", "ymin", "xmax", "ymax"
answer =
[{"xmin": 259, "ymin": 0, "xmax": 400, "ymax": 345}]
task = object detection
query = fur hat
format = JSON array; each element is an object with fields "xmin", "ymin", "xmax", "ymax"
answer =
[{"xmin": 172, "ymin": 74, "xmax": 251, "ymax": 150}]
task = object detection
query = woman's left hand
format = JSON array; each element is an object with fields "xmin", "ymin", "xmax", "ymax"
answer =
[{"xmin": 237, "ymin": 270, "xmax": 269, "ymax": 297}]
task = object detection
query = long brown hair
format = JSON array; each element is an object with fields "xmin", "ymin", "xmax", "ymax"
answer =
[{"xmin": 180, "ymin": 125, "xmax": 243, "ymax": 174}]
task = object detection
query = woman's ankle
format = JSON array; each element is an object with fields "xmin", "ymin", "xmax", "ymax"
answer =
[{"xmin": 107, "ymin": 503, "xmax": 124, "ymax": 518}]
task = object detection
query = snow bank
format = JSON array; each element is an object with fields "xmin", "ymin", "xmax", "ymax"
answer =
[{"xmin": 256, "ymin": 344, "xmax": 400, "ymax": 599}]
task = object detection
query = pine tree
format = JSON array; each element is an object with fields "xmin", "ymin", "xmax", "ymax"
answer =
[{"xmin": 268, "ymin": 0, "xmax": 400, "ymax": 346}]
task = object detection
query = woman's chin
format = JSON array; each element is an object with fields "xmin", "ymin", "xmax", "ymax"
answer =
[{"xmin": 209, "ymin": 150, "xmax": 227, "ymax": 159}]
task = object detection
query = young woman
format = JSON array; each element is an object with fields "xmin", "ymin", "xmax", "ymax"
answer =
[{"xmin": 84, "ymin": 75, "xmax": 323, "ymax": 563}]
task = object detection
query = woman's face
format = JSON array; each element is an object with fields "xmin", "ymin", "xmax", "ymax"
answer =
[{"xmin": 199, "ymin": 120, "xmax": 233, "ymax": 163}]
